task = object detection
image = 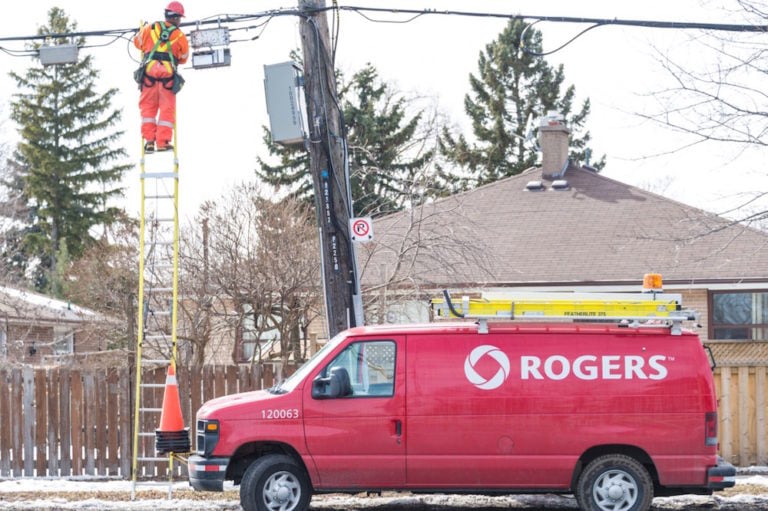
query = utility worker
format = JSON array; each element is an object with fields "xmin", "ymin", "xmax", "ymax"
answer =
[{"xmin": 133, "ymin": 2, "xmax": 189, "ymax": 152}]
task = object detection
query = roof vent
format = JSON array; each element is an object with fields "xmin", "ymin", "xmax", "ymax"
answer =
[
  {"xmin": 551, "ymin": 179, "xmax": 570, "ymax": 190},
  {"xmin": 525, "ymin": 180, "xmax": 545, "ymax": 191}
]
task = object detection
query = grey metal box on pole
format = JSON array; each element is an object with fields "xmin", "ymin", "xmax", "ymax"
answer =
[{"xmin": 263, "ymin": 62, "xmax": 307, "ymax": 145}]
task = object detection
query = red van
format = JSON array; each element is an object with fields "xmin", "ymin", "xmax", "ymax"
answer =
[{"xmin": 188, "ymin": 316, "xmax": 735, "ymax": 511}]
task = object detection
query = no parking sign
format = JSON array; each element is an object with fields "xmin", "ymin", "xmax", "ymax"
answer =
[{"xmin": 350, "ymin": 217, "xmax": 373, "ymax": 242}]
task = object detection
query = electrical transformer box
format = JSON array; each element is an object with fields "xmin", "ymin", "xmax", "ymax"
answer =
[{"xmin": 263, "ymin": 62, "xmax": 306, "ymax": 145}]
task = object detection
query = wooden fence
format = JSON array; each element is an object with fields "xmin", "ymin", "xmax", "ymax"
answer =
[
  {"xmin": 0, "ymin": 364, "xmax": 287, "ymax": 478},
  {"xmin": 715, "ymin": 366, "xmax": 768, "ymax": 467},
  {"xmin": 1, "ymin": 364, "xmax": 766, "ymax": 479}
]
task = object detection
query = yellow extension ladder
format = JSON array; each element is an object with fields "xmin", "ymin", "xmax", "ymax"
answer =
[
  {"xmin": 431, "ymin": 290, "xmax": 698, "ymax": 334},
  {"xmin": 130, "ymin": 128, "xmax": 184, "ymax": 499}
]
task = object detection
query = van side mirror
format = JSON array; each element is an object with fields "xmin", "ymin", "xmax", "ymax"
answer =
[{"xmin": 312, "ymin": 367, "xmax": 353, "ymax": 399}]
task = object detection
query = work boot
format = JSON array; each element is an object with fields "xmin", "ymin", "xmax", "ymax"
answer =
[
  {"xmin": 156, "ymin": 141, "xmax": 173, "ymax": 152},
  {"xmin": 144, "ymin": 140, "xmax": 155, "ymax": 153}
]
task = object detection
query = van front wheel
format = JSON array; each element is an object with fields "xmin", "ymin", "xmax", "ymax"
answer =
[
  {"xmin": 576, "ymin": 454, "xmax": 653, "ymax": 511},
  {"xmin": 240, "ymin": 454, "xmax": 311, "ymax": 511}
]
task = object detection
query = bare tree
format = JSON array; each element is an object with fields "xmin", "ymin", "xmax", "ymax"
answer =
[
  {"xmin": 64, "ymin": 213, "xmax": 138, "ymax": 351},
  {"xmin": 357, "ymin": 172, "xmax": 498, "ymax": 324},
  {"xmin": 639, "ymin": 0, "xmax": 768, "ymax": 229},
  {"xmin": 178, "ymin": 183, "xmax": 322, "ymax": 370},
  {"xmin": 0, "ymin": 131, "xmax": 31, "ymax": 287}
]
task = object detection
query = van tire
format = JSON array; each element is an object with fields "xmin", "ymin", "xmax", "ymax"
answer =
[
  {"xmin": 575, "ymin": 454, "xmax": 653, "ymax": 511},
  {"xmin": 239, "ymin": 454, "xmax": 311, "ymax": 511}
]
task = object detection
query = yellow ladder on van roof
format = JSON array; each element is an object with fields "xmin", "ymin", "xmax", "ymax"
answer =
[{"xmin": 430, "ymin": 291, "xmax": 698, "ymax": 334}]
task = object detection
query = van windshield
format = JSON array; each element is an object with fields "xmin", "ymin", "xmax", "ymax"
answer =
[{"xmin": 273, "ymin": 331, "xmax": 348, "ymax": 393}]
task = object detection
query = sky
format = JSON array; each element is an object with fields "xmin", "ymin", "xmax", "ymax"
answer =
[{"xmin": 0, "ymin": 0, "xmax": 767, "ymax": 225}]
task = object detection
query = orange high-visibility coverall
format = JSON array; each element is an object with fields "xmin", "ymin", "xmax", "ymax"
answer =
[{"xmin": 133, "ymin": 21, "xmax": 189, "ymax": 147}]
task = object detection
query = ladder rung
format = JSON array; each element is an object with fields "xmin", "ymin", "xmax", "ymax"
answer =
[
  {"xmin": 140, "ymin": 408, "xmax": 163, "ymax": 413},
  {"xmin": 133, "ymin": 480, "xmax": 173, "ymax": 486},
  {"xmin": 155, "ymin": 217, "xmax": 176, "ymax": 223},
  {"xmin": 149, "ymin": 311, "xmax": 171, "ymax": 316},
  {"xmin": 146, "ymin": 241, "xmax": 174, "ymax": 246},
  {"xmin": 144, "ymin": 335, "xmax": 169, "ymax": 341},
  {"xmin": 143, "ymin": 359, "xmax": 172, "ymax": 365},
  {"xmin": 146, "ymin": 287, "xmax": 174, "ymax": 293},
  {"xmin": 140, "ymin": 383, "xmax": 166, "ymax": 388},
  {"xmin": 145, "ymin": 194, "xmax": 175, "ymax": 200},
  {"xmin": 139, "ymin": 432, "xmax": 157, "ymax": 437},
  {"xmin": 141, "ymin": 172, "xmax": 178, "ymax": 179},
  {"xmin": 137, "ymin": 457, "xmax": 169, "ymax": 462}
]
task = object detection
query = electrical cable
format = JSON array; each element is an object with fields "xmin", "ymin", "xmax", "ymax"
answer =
[
  {"xmin": 519, "ymin": 19, "xmax": 606, "ymax": 57},
  {"xmin": 331, "ymin": 6, "xmax": 768, "ymax": 33},
  {"xmin": 330, "ymin": 0, "xmax": 340, "ymax": 65},
  {"xmin": 1, "ymin": 5, "xmax": 765, "ymax": 56},
  {"xmin": 348, "ymin": 8, "xmax": 426, "ymax": 24},
  {"xmin": 0, "ymin": 46, "xmax": 37, "ymax": 58}
]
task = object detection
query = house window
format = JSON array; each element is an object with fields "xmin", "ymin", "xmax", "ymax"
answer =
[
  {"xmin": 53, "ymin": 327, "xmax": 74, "ymax": 355},
  {"xmin": 240, "ymin": 304, "xmax": 280, "ymax": 362},
  {"xmin": 711, "ymin": 291, "xmax": 768, "ymax": 341}
]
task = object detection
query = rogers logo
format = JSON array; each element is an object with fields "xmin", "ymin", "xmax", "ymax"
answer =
[
  {"xmin": 464, "ymin": 345, "xmax": 510, "ymax": 390},
  {"xmin": 521, "ymin": 354, "xmax": 669, "ymax": 381}
]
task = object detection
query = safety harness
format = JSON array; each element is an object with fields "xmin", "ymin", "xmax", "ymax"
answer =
[{"xmin": 135, "ymin": 22, "xmax": 184, "ymax": 93}]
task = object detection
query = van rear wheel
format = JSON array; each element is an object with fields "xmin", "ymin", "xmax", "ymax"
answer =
[
  {"xmin": 240, "ymin": 454, "xmax": 311, "ymax": 511},
  {"xmin": 576, "ymin": 454, "xmax": 653, "ymax": 511}
]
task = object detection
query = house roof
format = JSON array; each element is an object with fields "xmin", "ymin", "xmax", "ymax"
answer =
[
  {"xmin": 0, "ymin": 286, "xmax": 97, "ymax": 324},
  {"xmin": 360, "ymin": 166, "xmax": 768, "ymax": 289}
]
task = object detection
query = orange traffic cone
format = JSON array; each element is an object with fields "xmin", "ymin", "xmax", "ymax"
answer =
[{"xmin": 155, "ymin": 364, "xmax": 190, "ymax": 454}]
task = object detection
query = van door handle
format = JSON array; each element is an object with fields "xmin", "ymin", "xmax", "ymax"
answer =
[{"xmin": 394, "ymin": 419, "xmax": 402, "ymax": 436}]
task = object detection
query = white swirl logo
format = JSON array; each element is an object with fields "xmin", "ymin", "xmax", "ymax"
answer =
[{"xmin": 464, "ymin": 345, "xmax": 510, "ymax": 390}]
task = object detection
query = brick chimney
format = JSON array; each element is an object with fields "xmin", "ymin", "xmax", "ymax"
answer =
[{"xmin": 539, "ymin": 112, "xmax": 570, "ymax": 179}]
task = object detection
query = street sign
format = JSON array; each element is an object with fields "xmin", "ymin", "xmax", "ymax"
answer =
[{"xmin": 350, "ymin": 217, "xmax": 373, "ymax": 242}]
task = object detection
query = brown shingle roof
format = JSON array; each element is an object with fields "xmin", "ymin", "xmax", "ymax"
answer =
[{"xmin": 360, "ymin": 167, "xmax": 768, "ymax": 288}]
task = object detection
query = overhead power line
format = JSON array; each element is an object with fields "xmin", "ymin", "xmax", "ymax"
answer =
[
  {"xmin": 331, "ymin": 6, "xmax": 768, "ymax": 33},
  {"xmin": 0, "ymin": 5, "xmax": 765, "ymax": 55}
]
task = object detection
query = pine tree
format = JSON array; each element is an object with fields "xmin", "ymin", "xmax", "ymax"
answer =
[
  {"xmin": 257, "ymin": 63, "xmax": 440, "ymax": 217},
  {"xmin": 8, "ymin": 8, "xmax": 130, "ymax": 292},
  {"xmin": 341, "ymin": 64, "xmax": 434, "ymax": 216},
  {"xmin": 440, "ymin": 19, "xmax": 604, "ymax": 187}
]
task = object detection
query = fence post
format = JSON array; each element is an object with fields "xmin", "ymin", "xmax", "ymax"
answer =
[
  {"xmin": 21, "ymin": 367, "xmax": 34, "ymax": 476},
  {"xmin": 0, "ymin": 368, "xmax": 10, "ymax": 477},
  {"xmin": 59, "ymin": 370, "xmax": 72, "ymax": 476}
]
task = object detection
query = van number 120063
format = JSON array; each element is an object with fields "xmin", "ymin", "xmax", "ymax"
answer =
[{"xmin": 261, "ymin": 408, "xmax": 300, "ymax": 419}]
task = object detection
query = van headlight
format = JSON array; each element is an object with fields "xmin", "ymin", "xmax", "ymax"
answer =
[{"xmin": 196, "ymin": 419, "xmax": 220, "ymax": 456}]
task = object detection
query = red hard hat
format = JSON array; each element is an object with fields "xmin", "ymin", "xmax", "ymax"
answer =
[{"xmin": 165, "ymin": 1, "xmax": 185, "ymax": 17}]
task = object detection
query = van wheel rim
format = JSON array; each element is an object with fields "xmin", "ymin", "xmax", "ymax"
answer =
[
  {"xmin": 592, "ymin": 469, "xmax": 638, "ymax": 511},
  {"xmin": 263, "ymin": 471, "xmax": 301, "ymax": 511}
]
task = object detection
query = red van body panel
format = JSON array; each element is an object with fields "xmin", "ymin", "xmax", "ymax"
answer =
[
  {"xmin": 403, "ymin": 326, "xmax": 716, "ymax": 489},
  {"xmin": 302, "ymin": 335, "xmax": 407, "ymax": 488},
  {"xmin": 189, "ymin": 321, "xmax": 732, "ymax": 498}
]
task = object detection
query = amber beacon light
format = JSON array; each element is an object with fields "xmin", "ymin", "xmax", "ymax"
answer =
[{"xmin": 642, "ymin": 273, "xmax": 663, "ymax": 293}]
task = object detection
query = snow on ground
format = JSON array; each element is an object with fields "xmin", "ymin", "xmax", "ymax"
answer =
[{"xmin": 1, "ymin": 471, "xmax": 768, "ymax": 510}]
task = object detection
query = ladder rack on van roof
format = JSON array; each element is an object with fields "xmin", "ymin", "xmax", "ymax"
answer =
[{"xmin": 431, "ymin": 289, "xmax": 699, "ymax": 335}]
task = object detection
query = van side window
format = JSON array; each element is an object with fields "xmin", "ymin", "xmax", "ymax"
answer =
[{"xmin": 325, "ymin": 340, "xmax": 396, "ymax": 397}]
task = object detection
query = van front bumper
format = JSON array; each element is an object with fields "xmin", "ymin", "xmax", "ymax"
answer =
[
  {"xmin": 188, "ymin": 455, "xmax": 228, "ymax": 491},
  {"xmin": 707, "ymin": 456, "xmax": 736, "ymax": 490}
]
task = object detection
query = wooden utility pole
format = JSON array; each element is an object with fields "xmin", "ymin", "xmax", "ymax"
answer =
[{"xmin": 298, "ymin": 0, "xmax": 362, "ymax": 338}]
